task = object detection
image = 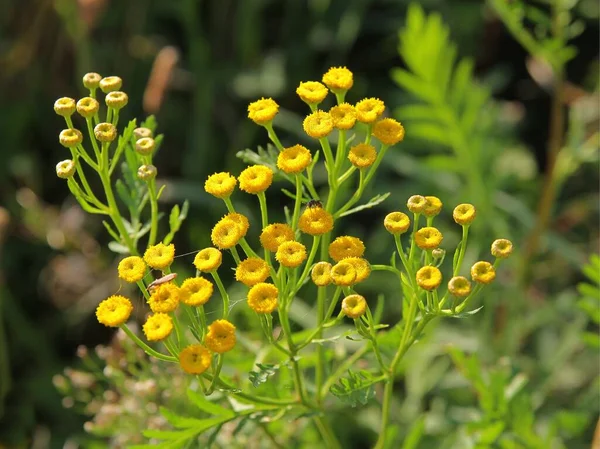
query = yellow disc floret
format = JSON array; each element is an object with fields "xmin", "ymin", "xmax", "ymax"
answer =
[
  {"xmin": 342, "ymin": 257, "xmax": 371, "ymax": 283},
  {"xmin": 54, "ymin": 97, "xmax": 76, "ymax": 117},
  {"xmin": 296, "ymin": 81, "xmax": 329, "ymax": 105},
  {"xmin": 247, "ymin": 282, "xmax": 279, "ymax": 314},
  {"xmin": 303, "ymin": 110, "xmax": 334, "ymax": 139},
  {"xmin": 355, "ymin": 98, "xmax": 385, "ymax": 123},
  {"xmin": 330, "ymin": 261, "xmax": 357, "ymax": 286},
  {"xmin": 143, "ymin": 313, "xmax": 173, "ymax": 341},
  {"xmin": 180, "ymin": 277, "xmax": 213, "ymax": 306},
  {"xmin": 447, "ymin": 276, "xmax": 472, "ymax": 297},
  {"xmin": 330, "ymin": 103, "xmax": 357, "ymax": 130},
  {"xmin": 143, "ymin": 243, "xmax": 175, "ymax": 270},
  {"xmin": 453, "ymin": 203, "xmax": 477, "ymax": 225},
  {"xmin": 248, "ymin": 98, "xmax": 279, "ymax": 125},
  {"xmin": 276, "ymin": 241, "xmax": 307, "ymax": 268},
  {"xmin": 277, "ymin": 145, "xmax": 312, "ymax": 174},
  {"xmin": 342, "ymin": 294, "xmax": 367, "ymax": 319},
  {"xmin": 193, "ymin": 248, "xmax": 222, "ymax": 272},
  {"xmin": 235, "ymin": 258, "xmax": 270, "ymax": 286},
  {"xmin": 348, "ymin": 143, "xmax": 377, "ymax": 169},
  {"xmin": 223, "ymin": 212, "xmax": 250, "ymax": 238},
  {"xmin": 491, "ymin": 239, "xmax": 513, "ymax": 259},
  {"xmin": 238, "ymin": 165, "xmax": 274, "ymax": 194},
  {"xmin": 299, "ymin": 207, "xmax": 334, "ymax": 236},
  {"xmin": 328, "ymin": 236, "xmax": 365, "ymax": 262},
  {"xmin": 416, "ymin": 266, "xmax": 442, "ymax": 291},
  {"xmin": 260, "ymin": 223, "xmax": 294, "ymax": 252},
  {"xmin": 471, "ymin": 261, "xmax": 496, "ymax": 284},
  {"xmin": 205, "ymin": 172, "xmax": 237, "ymax": 199},
  {"xmin": 407, "ymin": 195, "xmax": 427, "ymax": 214},
  {"xmin": 372, "ymin": 118, "xmax": 405, "ymax": 146},
  {"xmin": 96, "ymin": 295, "xmax": 133, "ymax": 327},
  {"xmin": 211, "ymin": 218, "xmax": 243, "ymax": 250},
  {"xmin": 179, "ymin": 344, "xmax": 212, "ymax": 374},
  {"xmin": 423, "ymin": 196, "xmax": 442, "ymax": 217},
  {"xmin": 414, "ymin": 227, "xmax": 443, "ymax": 250},
  {"xmin": 322, "ymin": 67, "xmax": 354, "ymax": 92},
  {"xmin": 311, "ymin": 262, "xmax": 332, "ymax": 287},
  {"xmin": 384, "ymin": 212, "xmax": 411, "ymax": 235},
  {"xmin": 117, "ymin": 256, "xmax": 146, "ymax": 283},
  {"xmin": 148, "ymin": 283, "xmax": 180, "ymax": 313},
  {"xmin": 205, "ymin": 319, "xmax": 236, "ymax": 353},
  {"xmin": 59, "ymin": 129, "xmax": 83, "ymax": 148}
]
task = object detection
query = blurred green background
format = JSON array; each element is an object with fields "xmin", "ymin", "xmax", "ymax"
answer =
[{"xmin": 0, "ymin": 0, "xmax": 598, "ymax": 447}]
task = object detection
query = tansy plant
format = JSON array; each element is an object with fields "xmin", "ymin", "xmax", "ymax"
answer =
[{"xmin": 54, "ymin": 67, "xmax": 513, "ymax": 448}]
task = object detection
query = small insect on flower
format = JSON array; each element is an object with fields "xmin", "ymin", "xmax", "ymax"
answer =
[
  {"xmin": 306, "ymin": 199, "xmax": 322, "ymax": 209},
  {"xmin": 147, "ymin": 273, "xmax": 178, "ymax": 292}
]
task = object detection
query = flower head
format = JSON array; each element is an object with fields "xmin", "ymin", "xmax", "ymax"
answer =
[
  {"xmin": 331, "ymin": 261, "xmax": 357, "ymax": 286},
  {"xmin": 448, "ymin": 276, "xmax": 472, "ymax": 297},
  {"xmin": 205, "ymin": 319, "xmax": 236, "ymax": 353},
  {"xmin": 330, "ymin": 103, "xmax": 357, "ymax": 130},
  {"xmin": 491, "ymin": 239, "xmax": 513, "ymax": 259},
  {"xmin": 276, "ymin": 241, "xmax": 307, "ymax": 268},
  {"xmin": 144, "ymin": 243, "xmax": 175, "ymax": 269},
  {"xmin": 59, "ymin": 129, "xmax": 83, "ymax": 148},
  {"xmin": 96, "ymin": 295, "xmax": 133, "ymax": 327},
  {"xmin": 82, "ymin": 72, "xmax": 102, "ymax": 89},
  {"xmin": 277, "ymin": 145, "xmax": 312, "ymax": 174},
  {"xmin": 328, "ymin": 236, "xmax": 365, "ymax": 262},
  {"xmin": 235, "ymin": 257, "xmax": 270, "ymax": 286},
  {"xmin": 143, "ymin": 313, "xmax": 173, "ymax": 341},
  {"xmin": 247, "ymin": 282, "xmax": 278, "ymax": 314},
  {"xmin": 94, "ymin": 122, "xmax": 117, "ymax": 142},
  {"xmin": 211, "ymin": 218, "xmax": 243, "ymax": 249},
  {"xmin": 416, "ymin": 266, "xmax": 442, "ymax": 291},
  {"xmin": 322, "ymin": 67, "xmax": 353, "ymax": 92},
  {"xmin": 117, "ymin": 256, "xmax": 146, "ymax": 283},
  {"xmin": 224, "ymin": 212, "xmax": 250, "ymax": 238},
  {"xmin": 76, "ymin": 97, "xmax": 100, "ymax": 118},
  {"xmin": 355, "ymin": 98, "xmax": 385, "ymax": 123},
  {"xmin": 414, "ymin": 227, "xmax": 443, "ymax": 250},
  {"xmin": 303, "ymin": 110, "xmax": 334, "ymax": 139},
  {"xmin": 134, "ymin": 127, "xmax": 153, "ymax": 139},
  {"xmin": 148, "ymin": 283, "xmax": 180, "ymax": 313},
  {"xmin": 179, "ymin": 344, "xmax": 212, "ymax": 374},
  {"xmin": 238, "ymin": 165, "xmax": 274, "ymax": 194},
  {"xmin": 54, "ymin": 97, "xmax": 76, "ymax": 117},
  {"xmin": 424, "ymin": 196, "xmax": 442, "ymax": 217},
  {"xmin": 342, "ymin": 294, "xmax": 367, "ymax": 319},
  {"xmin": 248, "ymin": 98, "xmax": 279, "ymax": 125},
  {"xmin": 471, "ymin": 261, "xmax": 496, "ymax": 284},
  {"xmin": 296, "ymin": 81, "xmax": 329, "ymax": 105},
  {"xmin": 135, "ymin": 137, "xmax": 155, "ymax": 156},
  {"xmin": 99, "ymin": 76, "xmax": 123, "ymax": 93},
  {"xmin": 384, "ymin": 212, "xmax": 410, "ymax": 235},
  {"xmin": 373, "ymin": 118, "xmax": 405, "ymax": 145},
  {"xmin": 299, "ymin": 207, "xmax": 334, "ymax": 236},
  {"xmin": 260, "ymin": 223, "xmax": 294, "ymax": 252},
  {"xmin": 137, "ymin": 164, "xmax": 157, "ymax": 181},
  {"xmin": 205, "ymin": 172, "xmax": 237, "ymax": 199},
  {"xmin": 193, "ymin": 248, "xmax": 223, "ymax": 272},
  {"xmin": 407, "ymin": 195, "xmax": 427, "ymax": 214},
  {"xmin": 342, "ymin": 257, "xmax": 370, "ymax": 283},
  {"xmin": 348, "ymin": 143, "xmax": 377, "ymax": 169},
  {"xmin": 180, "ymin": 277, "xmax": 213, "ymax": 306},
  {"xmin": 105, "ymin": 91, "xmax": 129, "ymax": 110},
  {"xmin": 56, "ymin": 160, "xmax": 76, "ymax": 179},
  {"xmin": 453, "ymin": 204, "xmax": 476, "ymax": 225},
  {"xmin": 311, "ymin": 262, "xmax": 332, "ymax": 286}
]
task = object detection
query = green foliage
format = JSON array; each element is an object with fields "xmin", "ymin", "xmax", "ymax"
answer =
[
  {"xmin": 330, "ymin": 370, "xmax": 378, "ymax": 407},
  {"xmin": 248, "ymin": 363, "xmax": 280, "ymax": 387},
  {"xmin": 577, "ymin": 254, "xmax": 600, "ymax": 348}
]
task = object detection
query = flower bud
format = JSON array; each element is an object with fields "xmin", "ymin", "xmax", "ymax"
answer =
[
  {"xmin": 105, "ymin": 91, "xmax": 128, "ymax": 110},
  {"xmin": 135, "ymin": 137, "xmax": 155, "ymax": 156},
  {"xmin": 99, "ymin": 76, "xmax": 122, "ymax": 93},
  {"xmin": 491, "ymin": 239, "xmax": 513, "ymax": 259},
  {"xmin": 76, "ymin": 97, "xmax": 100, "ymax": 118},
  {"xmin": 83, "ymin": 72, "xmax": 102, "ymax": 89},
  {"xmin": 453, "ymin": 203, "xmax": 476, "ymax": 226},
  {"xmin": 56, "ymin": 159, "xmax": 76, "ymax": 179},
  {"xmin": 432, "ymin": 248, "xmax": 445, "ymax": 259},
  {"xmin": 94, "ymin": 122, "xmax": 117, "ymax": 142},
  {"xmin": 59, "ymin": 129, "xmax": 83, "ymax": 148},
  {"xmin": 54, "ymin": 97, "xmax": 76, "ymax": 117},
  {"xmin": 448, "ymin": 276, "xmax": 471, "ymax": 297},
  {"xmin": 134, "ymin": 127, "xmax": 153, "ymax": 139},
  {"xmin": 407, "ymin": 195, "xmax": 427, "ymax": 214},
  {"xmin": 138, "ymin": 164, "xmax": 157, "ymax": 181}
]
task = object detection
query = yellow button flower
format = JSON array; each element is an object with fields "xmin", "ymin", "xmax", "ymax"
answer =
[
  {"xmin": 384, "ymin": 212, "xmax": 411, "ymax": 235},
  {"xmin": 247, "ymin": 282, "xmax": 279, "ymax": 314},
  {"xmin": 96, "ymin": 295, "xmax": 133, "ymax": 327},
  {"xmin": 277, "ymin": 145, "xmax": 312, "ymax": 174},
  {"xmin": 205, "ymin": 319, "xmax": 236, "ymax": 353},
  {"xmin": 303, "ymin": 110, "xmax": 334, "ymax": 139},
  {"xmin": 238, "ymin": 165, "xmax": 274, "ymax": 194},
  {"xmin": 276, "ymin": 241, "xmax": 307, "ymax": 268},
  {"xmin": 148, "ymin": 283, "xmax": 180, "ymax": 313},
  {"xmin": 76, "ymin": 97, "xmax": 99, "ymax": 118},
  {"xmin": 117, "ymin": 256, "xmax": 146, "ymax": 283},
  {"xmin": 448, "ymin": 276, "xmax": 472, "ymax": 297},
  {"xmin": 414, "ymin": 227, "xmax": 443, "ymax": 250},
  {"xmin": 331, "ymin": 261, "xmax": 357, "ymax": 286},
  {"xmin": 82, "ymin": 72, "xmax": 102, "ymax": 89},
  {"xmin": 224, "ymin": 212, "xmax": 250, "ymax": 238},
  {"xmin": 54, "ymin": 97, "xmax": 76, "ymax": 117},
  {"xmin": 99, "ymin": 76, "xmax": 122, "ymax": 93},
  {"xmin": 211, "ymin": 218, "xmax": 243, "ymax": 249},
  {"xmin": 59, "ymin": 129, "xmax": 83, "ymax": 148},
  {"xmin": 416, "ymin": 266, "xmax": 442, "ymax": 291},
  {"xmin": 235, "ymin": 257, "xmax": 270, "ymax": 286},
  {"xmin": 248, "ymin": 98, "xmax": 279, "ymax": 125},
  {"xmin": 407, "ymin": 195, "xmax": 427, "ymax": 214},
  {"xmin": 342, "ymin": 257, "xmax": 371, "ymax": 283},
  {"xmin": 193, "ymin": 247, "xmax": 222, "ymax": 272},
  {"xmin": 372, "ymin": 118, "xmax": 405, "ymax": 145},
  {"xmin": 179, "ymin": 344, "xmax": 212, "ymax": 374},
  {"xmin": 180, "ymin": 277, "xmax": 213, "ymax": 306},
  {"xmin": 491, "ymin": 239, "xmax": 513, "ymax": 259},
  {"xmin": 348, "ymin": 143, "xmax": 377, "ymax": 169},
  {"xmin": 453, "ymin": 203, "xmax": 476, "ymax": 225},
  {"xmin": 328, "ymin": 236, "xmax": 365, "ymax": 262},
  {"xmin": 143, "ymin": 243, "xmax": 175, "ymax": 270},
  {"xmin": 56, "ymin": 160, "xmax": 76, "ymax": 179},
  {"xmin": 342, "ymin": 294, "xmax": 367, "ymax": 319},
  {"xmin": 205, "ymin": 172, "xmax": 237, "ymax": 199},
  {"xmin": 296, "ymin": 81, "xmax": 329, "ymax": 105},
  {"xmin": 355, "ymin": 98, "xmax": 385, "ymax": 123},
  {"xmin": 299, "ymin": 207, "xmax": 334, "ymax": 236},
  {"xmin": 423, "ymin": 196, "xmax": 442, "ymax": 217},
  {"xmin": 322, "ymin": 66, "xmax": 354, "ymax": 92},
  {"xmin": 330, "ymin": 103, "xmax": 357, "ymax": 130},
  {"xmin": 143, "ymin": 313, "xmax": 173, "ymax": 341},
  {"xmin": 311, "ymin": 262, "xmax": 332, "ymax": 286},
  {"xmin": 259, "ymin": 223, "xmax": 295, "ymax": 252},
  {"xmin": 471, "ymin": 261, "xmax": 496, "ymax": 284}
]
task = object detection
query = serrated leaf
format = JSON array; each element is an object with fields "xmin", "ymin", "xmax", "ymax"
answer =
[
  {"xmin": 108, "ymin": 241, "xmax": 129, "ymax": 254},
  {"xmin": 450, "ymin": 305, "xmax": 484, "ymax": 318},
  {"xmin": 186, "ymin": 389, "xmax": 234, "ymax": 418},
  {"xmin": 159, "ymin": 407, "xmax": 206, "ymax": 429},
  {"xmin": 248, "ymin": 363, "xmax": 279, "ymax": 387},
  {"xmin": 339, "ymin": 192, "xmax": 390, "ymax": 217},
  {"xmin": 330, "ymin": 369, "xmax": 379, "ymax": 407},
  {"xmin": 102, "ymin": 221, "xmax": 121, "ymax": 242}
]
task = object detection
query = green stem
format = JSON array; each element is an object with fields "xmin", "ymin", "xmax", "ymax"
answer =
[
  {"xmin": 313, "ymin": 416, "xmax": 342, "ymax": 449},
  {"xmin": 148, "ymin": 180, "xmax": 159, "ymax": 246},
  {"xmin": 453, "ymin": 225, "xmax": 469, "ymax": 276},
  {"xmin": 264, "ymin": 123, "xmax": 284, "ymax": 151},
  {"xmin": 211, "ymin": 271, "xmax": 230, "ymax": 319},
  {"xmin": 119, "ymin": 324, "xmax": 177, "ymax": 363},
  {"xmin": 291, "ymin": 174, "xmax": 303, "ymax": 231},
  {"xmin": 294, "ymin": 235, "xmax": 321, "ymax": 293},
  {"xmin": 258, "ymin": 192, "xmax": 269, "ymax": 230}
]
